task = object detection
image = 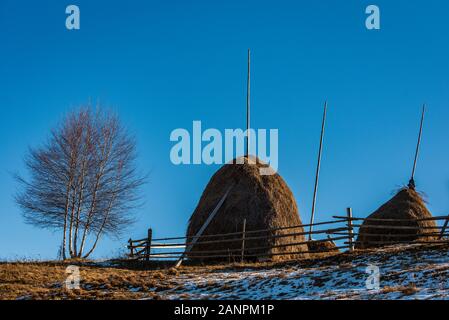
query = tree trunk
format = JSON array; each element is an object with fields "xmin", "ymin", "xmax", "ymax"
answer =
[
  {"xmin": 62, "ymin": 158, "xmax": 75, "ymax": 260},
  {"xmin": 68, "ymin": 193, "xmax": 76, "ymax": 258},
  {"xmin": 74, "ymin": 159, "xmax": 88, "ymax": 258},
  {"xmin": 79, "ymin": 139, "xmax": 111, "ymax": 257},
  {"xmin": 83, "ymin": 233, "xmax": 102, "ymax": 259},
  {"xmin": 61, "ymin": 217, "xmax": 68, "ymax": 260}
]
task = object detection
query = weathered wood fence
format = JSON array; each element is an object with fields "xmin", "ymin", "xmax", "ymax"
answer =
[{"xmin": 127, "ymin": 208, "xmax": 449, "ymax": 262}]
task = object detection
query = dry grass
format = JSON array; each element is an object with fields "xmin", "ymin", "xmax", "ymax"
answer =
[
  {"xmin": 1, "ymin": 256, "xmax": 335, "ymax": 300},
  {"xmin": 381, "ymin": 284, "xmax": 419, "ymax": 296},
  {"xmin": 0, "ymin": 261, "xmax": 179, "ymax": 300},
  {"xmin": 2, "ymin": 242, "xmax": 448, "ymax": 300}
]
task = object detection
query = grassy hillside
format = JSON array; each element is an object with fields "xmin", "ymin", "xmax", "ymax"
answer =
[{"xmin": 1, "ymin": 243, "xmax": 449, "ymax": 300}]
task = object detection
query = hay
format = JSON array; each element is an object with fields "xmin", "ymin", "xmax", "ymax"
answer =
[
  {"xmin": 307, "ymin": 240, "xmax": 339, "ymax": 258},
  {"xmin": 355, "ymin": 187, "xmax": 438, "ymax": 249},
  {"xmin": 186, "ymin": 156, "xmax": 309, "ymax": 262}
]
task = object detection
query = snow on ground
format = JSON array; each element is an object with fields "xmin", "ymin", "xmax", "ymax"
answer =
[{"xmin": 148, "ymin": 244, "xmax": 449, "ymax": 300}]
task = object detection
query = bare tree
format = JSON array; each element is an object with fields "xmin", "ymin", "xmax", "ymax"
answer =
[{"xmin": 15, "ymin": 107, "xmax": 146, "ymax": 259}]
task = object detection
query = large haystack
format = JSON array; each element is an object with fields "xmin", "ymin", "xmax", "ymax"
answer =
[
  {"xmin": 355, "ymin": 187, "xmax": 437, "ymax": 249},
  {"xmin": 186, "ymin": 156, "xmax": 309, "ymax": 262}
]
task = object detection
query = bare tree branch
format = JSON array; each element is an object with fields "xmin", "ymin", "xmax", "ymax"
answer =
[{"xmin": 15, "ymin": 106, "xmax": 146, "ymax": 259}]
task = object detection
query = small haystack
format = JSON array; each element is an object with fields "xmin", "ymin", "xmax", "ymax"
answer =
[
  {"xmin": 307, "ymin": 239, "xmax": 339, "ymax": 258},
  {"xmin": 356, "ymin": 105, "xmax": 438, "ymax": 249},
  {"xmin": 186, "ymin": 156, "xmax": 309, "ymax": 262},
  {"xmin": 355, "ymin": 187, "xmax": 438, "ymax": 249}
]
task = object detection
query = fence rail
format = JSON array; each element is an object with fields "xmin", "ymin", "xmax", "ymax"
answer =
[{"xmin": 127, "ymin": 208, "xmax": 449, "ymax": 263}]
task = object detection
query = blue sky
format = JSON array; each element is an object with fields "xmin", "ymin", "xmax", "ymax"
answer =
[{"xmin": 0, "ymin": 0, "xmax": 448, "ymax": 259}]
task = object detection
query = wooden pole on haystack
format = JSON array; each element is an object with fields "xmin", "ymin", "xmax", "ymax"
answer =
[
  {"xmin": 408, "ymin": 104, "xmax": 426, "ymax": 190},
  {"xmin": 246, "ymin": 49, "xmax": 251, "ymax": 158},
  {"xmin": 175, "ymin": 184, "xmax": 234, "ymax": 268},
  {"xmin": 308, "ymin": 101, "xmax": 327, "ymax": 241}
]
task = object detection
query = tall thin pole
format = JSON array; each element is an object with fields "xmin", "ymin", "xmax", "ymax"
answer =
[
  {"xmin": 241, "ymin": 218, "xmax": 246, "ymax": 262},
  {"xmin": 408, "ymin": 104, "xmax": 426, "ymax": 189},
  {"xmin": 308, "ymin": 101, "xmax": 327, "ymax": 240},
  {"xmin": 246, "ymin": 49, "xmax": 251, "ymax": 158}
]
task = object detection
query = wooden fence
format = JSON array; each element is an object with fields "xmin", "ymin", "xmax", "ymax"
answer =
[{"xmin": 127, "ymin": 208, "xmax": 449, "ymax": 263}]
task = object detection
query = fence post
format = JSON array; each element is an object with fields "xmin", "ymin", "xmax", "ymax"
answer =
[
  {"xmin": 241, "ymin": 219, "xmax": 246, "ymax": 262},
  {"xmin": 128, "ymin": 238, "xmax": 134, "ymax": 258},
  {"xmin": 439, "ymin": 216, "xmax": 449, "ymax": 239},
  {"xmin": 347, "ymin": 208, "xmax": 354, "ymax": 251},
  {"xmin": 146, "ymin": 228, "xmax": 152, "ymax": 262}
]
